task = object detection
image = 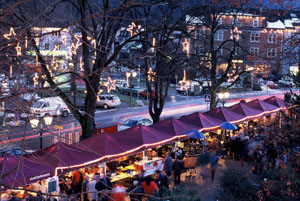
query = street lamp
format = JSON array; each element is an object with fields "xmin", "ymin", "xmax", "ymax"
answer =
[
  {"xmin": 218, "ymin": 91, "xmax": 230, "ymax": 107},
  {"xmin": 30, "ymin": 115, "xmax": 53, "ymax": 149},
  {"xmin": 126, "ymin": 71, "xmax": 137, "ymax": 107}
]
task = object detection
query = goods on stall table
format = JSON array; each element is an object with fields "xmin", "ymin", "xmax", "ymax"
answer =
[{"xmin": 134, "ymin": 157, "xmax": 163, "ymax": 176}]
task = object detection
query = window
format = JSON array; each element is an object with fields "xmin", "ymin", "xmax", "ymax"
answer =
[
  {"xmin": 68, "ymin": 133, "xmax": 72, "ymax": 144},
  {"xmin": 215, "ymin": 46, "xmax": 223, "ymax": 56},
  {"xmin": 250, "ymin": 32, "xmax": 260, "ymax": 42},
  {"xmin": 195, "ymin": 29, "xmax": 204, "ymax": 39},
  {"xmin": 217, "ymin": 17, "xmax": 222, "ymax": 25},
  {"xmin": 253, "ymin": 18, "xmax": 259, "ymax": 27},
  {"xmin": 268, "ymin": 33, "xmax": 277, "ymax": 43},
  {"xmin": 214, "ymin": 30, "xmax": 223, "ymax": 41},
  {"xmin": 233, "ymin": 18, "xmax": 242, "ymax": 27},
  {"xmin": 45, "ymin": 43, "xmax": 49, "ymax": 50},
  {"xmin": 234, "ymin": 47, "xmax": 241, "ymax": 55},
  {"xmin": 195, "ymin": 46, "xmax": 204, "ymax": 55},
  {"xmin": 267, "ymin": 48, "xmax": 277, "ymax": 57},
  {"xmin": 250, "ymin": 47, "xmax": 259, "ymax": 56}
]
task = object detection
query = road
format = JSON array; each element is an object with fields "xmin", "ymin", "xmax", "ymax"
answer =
[{"xmin": 0, "ymin": 88, "xmax": 297, "ymax": 150}]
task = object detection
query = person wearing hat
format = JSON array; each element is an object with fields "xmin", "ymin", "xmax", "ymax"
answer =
[{"xmin": 87, "ymin": 175, "xmax": 97, "ymax": 201}]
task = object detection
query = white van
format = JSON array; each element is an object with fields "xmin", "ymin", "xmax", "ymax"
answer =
[{"xmin": 30, "ymin": 97, "xmax": 70, "ymax": 117}]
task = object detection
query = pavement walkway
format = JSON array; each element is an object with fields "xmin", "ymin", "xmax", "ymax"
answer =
[{"xmin": 178, "ymin": 158, "xmax": 256, "ymax": 201}]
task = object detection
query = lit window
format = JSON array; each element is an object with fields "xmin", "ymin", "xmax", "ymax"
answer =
[
  {"xmin": 267, "ymin": 48, "xmax": 277, "ymax": 57},
  {"xmin": 253, "ymin": 18, "xmax": 259, "ymax": 27},
  {"xmin": 250, "ymin": 32, "xmax": 260, "ymax": 42},
  {"xmin": 214, "ymin": 30, "xmax": 223, "ymax": 41},
  {"xmin": 268, "ymin": 33, "xmax": 277, "ymax": 43}
]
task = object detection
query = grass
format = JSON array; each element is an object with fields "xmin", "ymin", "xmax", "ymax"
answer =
[{"xmin": 116, "ymin": 93, "xmax": 147, "ymax": 107}]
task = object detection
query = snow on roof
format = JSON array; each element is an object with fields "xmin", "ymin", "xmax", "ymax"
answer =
[
  {"xmin": 284, "ymin": 19, "xmax": 294, "ymax": 28},
  {"xmin": 291, "ymin": 13, "xmax": 297, "ymax": 18},
  {"xmin": 267, "ymin": 20, "xmax": 285, "ymax": 29}
]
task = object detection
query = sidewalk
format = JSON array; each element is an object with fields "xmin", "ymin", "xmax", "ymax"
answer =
[{"xmin": 179, "ymin": 158, "xmax": 255, "ymax": 201}]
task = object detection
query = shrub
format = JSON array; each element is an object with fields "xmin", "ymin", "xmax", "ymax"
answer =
[{"xmin": 217, "ymin": 169, "xmax": 258, "ymax": 201}]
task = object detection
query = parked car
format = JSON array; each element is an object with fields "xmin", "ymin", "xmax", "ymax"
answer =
[
  {"xmin": 115, "ymin": 79, "xmax": 127, "ymax": 91},
  {"xmin": 266, "ymin": 81, "xmax": 278, "ymax": 89},
  {"xmin": 278, "ymin": 79, "xmax": 295, "ymax": 87},
  {"xmin": 96, "ymin": 94, "xmax": 121, "ymax": 109},
  {"xmin": 0, "ymin": 148, "xmax": 35, "ymax": 156},
  {"xmin": 118, "ymin": 117, "xmax": 153, "ymax": 131},
  {"xmin": 30, "ymin": 97, "xmax": 70, "ymax": 117},
  {"xmin": 176, "ymin": 80, "xmax": 202, "ymax": 95},
  {"xmin": 20, "ymin": 93, "xmax": 41, "ymax": 101}
]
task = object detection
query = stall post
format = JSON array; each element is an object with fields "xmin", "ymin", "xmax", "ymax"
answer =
[
  {"xmin": 142, "ymin": 151, "xmax": 145, "ymax": 168},
  {"xmin": 279, "ymin": 112, "xmax": 282, "ymax": 128},
  {"xmin": 104, "ymin": 162, "xmax": 107, "ymax": 176},
  {"xmin": 174, "ymin": 141, "xmax": 178, "ymax": 160}
]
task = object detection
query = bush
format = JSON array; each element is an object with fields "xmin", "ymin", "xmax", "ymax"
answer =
[
  {"xmin": 147, "ymin": 186, "xmax": 201, "ymax": 201},
  {"xmin": 217, "ymin": 169, "xmax": 258, "ymax": 201},
  {"xmin": 258, "ymin": 165, "xmax": 300, "ymax": 201}
]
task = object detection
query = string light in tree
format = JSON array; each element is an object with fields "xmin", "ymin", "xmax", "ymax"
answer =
[
  {"xmin": 15, "ymin": 43, "xmax": 22, "ymax": 56},
  {"xmin": 96, "ymin": 89, "xmax": 104, "ymax": 101},
  {"xmin": 152, "ymin": 38, "xmax": 156, "ymax": 53},
  {"xmin": 147, "ymin": 67, "xmax": 156, "ymax": 82},
  {"xmin": 182, "ymin": 38, "xmax": 190, "ymax": 56},
  {"xmin": 127, "ymin": 22, "xmax": 141, "ymax": 37},
  {"xmin": 35, "ymin": 34, "xmax": 40, "ymax": 46},
  {"xmin": 61, "ymin": 35, "xmax": 67, "ymax": 45},
  {"xmin": 25, "ymin": 37, "xmax": 28, "ymax": 48},
  {"xmin": 80, "ymin": 57, "xmax": 84, "ymax": 72},
  {"xmin": 104, "ymin": 77, "xmax": 116, "ymax": 93},
  {"xmin": 74, "ymin": 35, "xmax": 82, "ymax": 47},
  {"xmin": 10, "ymin": 65, "xmax": 12, "ymax": 79},
  {"xmin": 35, "ymin": 55, "xmax": 39, "ymax": 66}
]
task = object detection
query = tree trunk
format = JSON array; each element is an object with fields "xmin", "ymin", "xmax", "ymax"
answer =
[{"xmin": 210, "ymin": 88, "xmax": 218, "ymax": 110}]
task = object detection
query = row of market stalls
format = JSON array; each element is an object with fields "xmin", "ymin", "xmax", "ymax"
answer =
[{"xmin": 0, "ymin": 96, "xmax": 289, "ymax": 192}]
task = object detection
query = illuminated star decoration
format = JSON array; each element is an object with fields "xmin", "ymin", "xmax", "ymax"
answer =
[
  {"xmin": 104, "ymin": 77, "xmax": 116, "ymax": 93},
  {"xmin": 74, "ymin": 35, "xmax": 82, "ymax": 47},
  {"xmin": 179, "ymin": 70, "xmax": 189, "ymax": 91},
  {"xmin": 127, "ymin": 22, "xmax": 141, "ymax": 37},
  {"xmin": 147, "ymin": 67, "xmax": 156, "ymax": 82},
  {"xmin": 182, "ymin": 38, "xmax": 190, "ymax": 56},
  {"xmin": 33, "ymin": 73, "xmax": 39, "ymax": 86},
  {"xmin": 230, "ymin": 26, "xmax": 242, "ymax": 40},
  {"xmin": 15, "ymin": 43, "xmax": 22, "ymax": 56},
  {"xmin": 4, "ymin": 27, "xmax": 16, "ymax": 40}
]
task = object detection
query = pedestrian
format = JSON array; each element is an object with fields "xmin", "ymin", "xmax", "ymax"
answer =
[
  {"xmin": 82, "ymin": 176, "xmax": 89, "ymax": 201},
  {"xmin": 142, "ymin": 176, "xmax": 158, "ymax": 198},
  {"xmin": 173, "ymin": 157, "xmax": 184, "ymax": 185},
  {"xmin": 87, "ymin": 175, "xmax": 97, "ymax": 201},
  {"xmin": 156, "ymin": 170, "xmax": 170, "ymax": 197},
  {"xmin": 210, "ymin": 151, "xmax": 219, "ymax": 183},
  {"xmin": 109, "ymin": 183, "xmax": 126, "ymax": 201},
  {"xmin": 163, "ymin": 152, "xmax": 172, "ymax": 177},
  {"xmin": 95, "ymin": 174, "xmax": 108, "ymax": 201},
  {"xmin": 128, "ymin": 180, "xmax": 144, "ymax": 201}
]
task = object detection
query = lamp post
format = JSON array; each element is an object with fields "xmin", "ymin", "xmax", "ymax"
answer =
[
  {"xmin": 30, "ymin": 115, "xmax": 53, "ymax": 149},
  {"xmin": 126, "ymin": 71, "xmax": 137, "ymax": 107},
  {"xmin": 218, "ymin": 91, "xmax": 230, "ymax": 107}
]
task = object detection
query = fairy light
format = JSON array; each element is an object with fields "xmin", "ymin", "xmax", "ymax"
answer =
[
  {"xmin": 74, "ymin": 35, "xmax": 82, "ymax": 47},
  {"xmin": 80, "ymin": 57, "xmax": 84, "ymax": 72},
  {"xmin": 147, "ymin": 67, "xmax": 156, "ymax": 82},
  {"xmin": 70, "ymin": 43, "xmax": 78, "ymax": 55},
  {"xmin": 182, "ymin": 38, "xmax": 190, "ymax": 56},
  {"xmin": 4, "ymin": 27, "xmax": 16, "ymax": 40},
  {"xmin": 35, "ymin": 55, "xmax": 39, "ymax": 66},
  {"xmin": 96, "ymin": 89, "xmax": 103, "ymax": 101},
  {"xmin": 25, "ymin": 37, "xmax": 28, "ymax": 48},
  {"xmin": 104, "ymin": 77, "xmax": 116, "ymax": 93},
  {"xmin": 152, "ymin": 38, "xmax": 156, "ymax": 53},
  {"xmin": 35, "ymin": 34, "xmax": 39, "ymax": 46},
  {"xmin": 53, "ymin": 61, "xmax": 59, "ymax": 71},
  {"xmin": 15, "ymin": 43, "xmax": 22, "ymax": 56}
]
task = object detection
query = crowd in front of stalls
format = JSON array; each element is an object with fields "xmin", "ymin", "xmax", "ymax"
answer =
[{"xmin": 1, "ymin": 96, "xmax": 298, "ymax": 201}]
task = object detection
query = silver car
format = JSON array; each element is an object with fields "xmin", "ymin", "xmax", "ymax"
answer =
[{"xmin": 96, "ymin": 94, "xmax": 121, "ymax": 109}]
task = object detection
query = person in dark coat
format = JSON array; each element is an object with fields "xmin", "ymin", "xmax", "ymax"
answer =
[
  {"xmin": 163, "ymin": 152, "xmax": 173, "ymax": 177},
  {"xmin": 173, "ymin": 158, "xmax": 184, "ymax": 185}
]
